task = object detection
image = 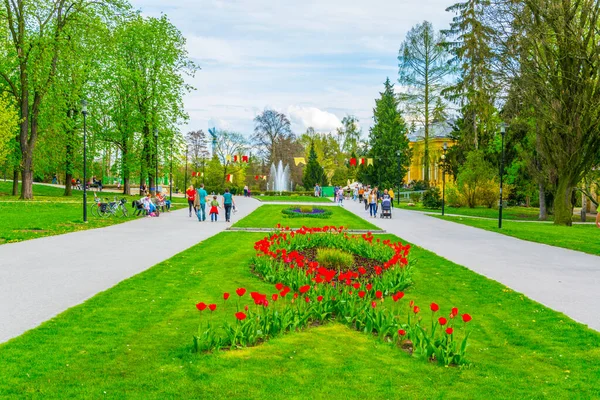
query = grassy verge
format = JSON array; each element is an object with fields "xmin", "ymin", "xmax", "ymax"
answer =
[
  {"xmin": 434, "ymin": 215, "xmax": 600, "ymax": 255},
  {"xmin": 233, "ymin": 204, "xmax": 379, "ymax": 230},
  {"xmin": 0, "ymin": 231, "xmax": 598, "ymax": 398},
  {"xmin": 398, "ymin": 202, "xmax": 596, "ymax": 222},
  {"xmin": 255, "ymin": 195, "xmax": 331, "ymax": 203},
  {"xmin": 0, "ymin": 182, "xmax": 184, "ymax": 244}
]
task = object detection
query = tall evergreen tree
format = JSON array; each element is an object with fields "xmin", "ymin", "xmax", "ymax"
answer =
[
  {"xmin": 302, "ymin": 141, "xmax": 326, "ymax": 189},
  {"xmin": 442, "ymin": 0, "xmax": 498, "ymax": 150},
  {"xmin": 367, "ymin": 78, "xmax": 411, "ymax": 190},
  {"xmin": 398, "ymin": 21, "xmax": 450, "ymax": 183}
]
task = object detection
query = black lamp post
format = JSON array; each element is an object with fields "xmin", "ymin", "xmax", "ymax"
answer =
[
  {"xmin": 396, "ymin": 150, "xmax": 401, "ymax": 206},
  {"xmin": 184, "ymin": 147, "xmax": 188, "ymax": 190},
  {"xmin": 442, "ymin": 142, "xmax": 447, "ymax": 216},
  {"xmin": 169, "ymin": 138, "xmax": 173, "ymax": 201},
  {"xmin": 154, "ymin": 128, "xmax": 159, "ymax": 194},
  {"xmin": 82, "ymin": 100, "xmax": 88, "ymax": 223},
  {"xmin": 499, "ymin": 122, "xmax": 506, "ymax": 229}
]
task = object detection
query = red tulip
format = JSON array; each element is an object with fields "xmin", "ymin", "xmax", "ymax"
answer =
[
  {"xmin": 244, "ymin": 305, "xmax": 249, "ymax": 311},
  {"xmin": 398, "ymin": 329, "xmax": 406, "ymax": 336},
  {"xmin": 395, "ymin": 291, "xmax": 405, "ymax": 300},
  {"xmin": 317, "ymin": 295, "xmax": 323, "ymax": 302},
  {"xmin": 430, "ymin": 303, "xmax": 439, "ymax": 312},
  {"xmin": 409, "ymin": 300, "xmax": 414, "ymax": 308},
  {"xmin": 358, "ymin": 267, "xmax": 367, "ymax": 275},
  {"xmin": 235, "ymin": 312, "xmax": 247, "ymax": 321},
  {"xmin": 358, "ymin": 291, "xmax": 366, "ymax": 298},
  {"xmin": 279, "ymin": 290, "xmax": 287, "ymax": 297},
  {"xmin": 371, "ymin": 301, "xmax": 377, "ymax": 308},
  {"xmin": 293, "ymin": 293, "xmax": 299, "ymax": 299},
  {"xmin": 236, "ymin": 288, "xmax": 246, "ymax": 297},
  {"xmin": 366, "ymin": 283, "xmax": 373, "ymax": 291},
  {"xmin": 462, "ymin": 313, "xmax": 472, "ymax": 323},
  {"xmin": 196, "ymin": 302, "xmax": 207, "ymax": 311},
  {"xmin": 305, "ymin": 297, "xmax": 310, "ymax": 303},
  {"xmin": 451, "ymin": 307, "xmax": 459, "ymax": 316},
  {"xmin": 299, "ymin": 285, "xmax": 311, "ymax": 294},
  {"xmin": 223, "ymin": 292, "xmax": 230, "ymax": 300},
  {"xmin": 272, "ymin": 294, "xmax": 279, "ymax": 301},
  {"xmin": 275, "ymin": 283, "xmax": 284, "ymax": 291},
  {"xmin": 353, "ymin": 282, "xmax": 361, "ymax": 289},
  {"xmin": 413, "ymin": 306, "xmax": 420, "ymax": 314},
  {"xmin": 375, "ymin": 290, "xmax": 383, "ymax": 299},
  {"xmin": 445, "ymin": 327, "xmax": 453, "ymax": 335},
  {"xmin": 208, "ymin": 304, "xmax": 217, "ymax": 312},
  {"xmin": 438, "ymin": 317, "xmax": 447, "ymax": 326}
]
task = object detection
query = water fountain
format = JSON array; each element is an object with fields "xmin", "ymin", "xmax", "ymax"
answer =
[{"xmin": 268, "ymin": 161, "xmax": 291, "ymax": 193}]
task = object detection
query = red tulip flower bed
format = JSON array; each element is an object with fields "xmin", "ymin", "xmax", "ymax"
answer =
[{"xmin": 193, "ymin": 226, "xmax": 474, "ymax": 366}]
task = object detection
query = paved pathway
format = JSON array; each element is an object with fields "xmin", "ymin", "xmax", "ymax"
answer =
[
  {"xmin": 0, "ymin": 197, "xmax": 258, "ymax": 343},
  {"xmin": 343, "ymin": 200, "xmax": 600, "ymax": 331}
]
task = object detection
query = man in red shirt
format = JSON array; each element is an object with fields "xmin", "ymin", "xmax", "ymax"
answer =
[{"xmin": 186, "ymin": 185, "xmax": 196, "ymax": 217}]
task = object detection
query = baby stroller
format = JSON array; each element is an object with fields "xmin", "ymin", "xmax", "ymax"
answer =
[{"xmin": 380, "ymin": 197, "xmax": 392, "ymax": 219}]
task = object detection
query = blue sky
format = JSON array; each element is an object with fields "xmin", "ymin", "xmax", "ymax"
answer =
[{"xmin": 130, "ymin": 0, "xmax": 456, "ymax": 136}]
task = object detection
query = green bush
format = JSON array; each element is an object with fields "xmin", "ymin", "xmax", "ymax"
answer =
[
  {"xmin": 412, "ymin": 180, "xmax": 429, "ymax": 191},
  {"xmin": 316, "ymin": 248, "xmax": 355, "ymax": 270},
  {"xmin": 295, "ymin": 185, "xmax": 306, "ymax": 192},
  {"xmin": 299, "ymin": 205, "xmax": 313, "ymax": 213},
  {"xmin": 422, "ymin": 187, "xmax": 442, "ymax": 209},
  {"xmin": 409, "ymin": 192, "xmax": 422, "ymax": 203}
]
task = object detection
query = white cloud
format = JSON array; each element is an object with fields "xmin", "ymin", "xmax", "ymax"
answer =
[{"xmin": 287, "ymin": 106, "xmax": 342, "ymax": 132}]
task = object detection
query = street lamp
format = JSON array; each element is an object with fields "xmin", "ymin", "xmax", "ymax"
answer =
[
  {"xmin": 396, "ymin": 150, "xmax": 401, "ymax": 206},
  {"xmin": 154, "ymin": 128, "xmax": 159, "ymax": 194},
  {"xmin": 499, "ymin": 122, "xmax": 506, "ymax": 229},
  {"xmin": 441, "ymin": 142, "xmax": 447, "ymax": 216},
  {"xmin": 82, "ymin": 100, "xmax": 88, "ymax": 223},
  {"xmin": 184, "ymin": 147, "xmax": 188, "ymax": 190},
  {"xmin": 169, "ymin": 138, "xmax": 173, "ymax": 201}
]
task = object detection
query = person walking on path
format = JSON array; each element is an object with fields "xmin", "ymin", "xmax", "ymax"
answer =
[
  {"xmin": 222, "ymin": 188, "xmax": 236, "ymax": 222},
  {"xmin": 388, "ymin": 187, "xmax": 395, "ymax": 208},
  {"xmin": 368, "ymin": 188, "xmax": 378, "ymax": 218},
  {"xmin": 186, "ymin": 185, "xmax": 196, "ymax": 217},
  {"xmin": 209, "ymin": 195, "xmax": 221, "ymax": 222},
  {"xmin": 196, "ymin": 184, "xmax": 208, "ymax": 221},
  {"xmin": 243, "ymin": 185, "xmax": 249, "ymax": 197}
]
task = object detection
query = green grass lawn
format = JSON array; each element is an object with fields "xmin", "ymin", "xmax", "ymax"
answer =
[
  {"xmin": 1, "ymin": 231, "xmax": 598, "ymax": 399},
  {"xmin": 0, "ymin": 182, "xmax": 184, "ymax": 244},
  {"xmin": 435, "ymin": 215, "xmax": 600, "ymax": 255},
  {"xmin": 396, "ymin": 202, "xmax": 543, "ymax": 220},
  {"xmin": 233, "ymin": 204, "xmax": 379, "ymax": 230},
  {"xmin": 256, "ymin": 195, "xmax": 331, "ymax": 203},
  {"xmin": 398, "ymin": 202, "xmax": 596, "ymax": 222}
]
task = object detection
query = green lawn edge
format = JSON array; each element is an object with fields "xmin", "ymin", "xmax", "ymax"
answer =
[{"xmin": 434, "ymin": 215, "xmax": 600, "ymax": 256}]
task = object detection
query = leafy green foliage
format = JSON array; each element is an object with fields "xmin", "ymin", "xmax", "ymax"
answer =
[
  {"xmin": 302, "ymin": 142, "xmax": 327, "ymax": 188},
  {"xmin": 422, "ymin": 187, "xmax": 442, "ymax": 209},
  {"xmin": 366, "ymin": 78, "xmax": 410, "ymax": 189}
]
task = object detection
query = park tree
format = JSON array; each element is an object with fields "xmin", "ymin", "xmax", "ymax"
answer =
[
  {"xmin": 442, "ymin": 0, "xmax": 498, "ymax": 150},
  {"xmin": 186, "ymin": 129, "xmax": 209, "ymax": 183},
  {"xmin": 336, "ymin": 115, "xmax": 361, "ymax": 154},
  {"xmin": 505, "ymin": 0, "xmax": 600, "ymax": 225},
  {"xmin": 253, "ymin": 109, "xmax": 293, "ymax": 163},
  {"xmin": 0, "ymin": 0, "xmax": 128, "ymax": 199},
  {"xmin": 367, "ymin": 78, "xmax": 411, "ymax": 190},
  {"xmin": 398, "ymin": 21, "xmax": 451, "ymax": 184},
  {"xmin": 112, "ymin": 14, "xmax": 196, "ymax": 194},
  {"xmin": 303, "ymin": 142, "xmax": 326, "ymax": 188},
  {"xmin": 213, "ymin": 130, "xmax": 249, "ymax": 187},
  {"xmin": 0, "ymin": 94, "xmax": 18, "ymax": 165}
]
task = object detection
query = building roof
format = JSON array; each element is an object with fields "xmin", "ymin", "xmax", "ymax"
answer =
[{"xmin": 408, "ymin": 120, "xmax": 454, "ymax": 142}]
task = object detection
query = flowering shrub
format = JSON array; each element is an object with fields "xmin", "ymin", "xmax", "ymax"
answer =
[{"xmin": 193, "ymin": 226, "xmax": 474, "ymax": 366}]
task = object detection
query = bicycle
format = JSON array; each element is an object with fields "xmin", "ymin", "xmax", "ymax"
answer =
[{"xmin": 91, "ymin": 194, "xmax": 110, "ymax": 218}]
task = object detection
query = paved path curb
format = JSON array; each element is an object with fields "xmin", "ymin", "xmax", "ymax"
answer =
[
  {"xmin": 0, "ymin": 197, "xmax": 259, "ymax": 343},
  {"xmin": 344, "ymin": 200, "xmax": 600, "ymax": 331}
]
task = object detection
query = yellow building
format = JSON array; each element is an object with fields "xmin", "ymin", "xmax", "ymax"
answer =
[{"xmin": 405, "ymin": 122, "xmax": 455, "ymax": 187}]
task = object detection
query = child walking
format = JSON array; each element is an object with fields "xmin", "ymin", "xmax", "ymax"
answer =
[{"xmin": 209, "ymin": 195, "xmax": 221, "ymax": 222}]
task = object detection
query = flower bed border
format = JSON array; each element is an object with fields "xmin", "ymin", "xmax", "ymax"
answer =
[{"xmin": 281, "ymin": 207, "xmax": 332, "ymax": 219}]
